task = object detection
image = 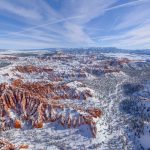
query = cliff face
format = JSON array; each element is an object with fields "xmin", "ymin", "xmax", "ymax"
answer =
[
  {"xmin": 0, "ymin": 80, "xmax": 102, "ymax": 138},
  {"xmin": 15, "ymin": 65, "xmax": 53, "ymax": 74},
  {"xmin": 11, "ymin": 79, "xmax": 93, "ymax": 101}
]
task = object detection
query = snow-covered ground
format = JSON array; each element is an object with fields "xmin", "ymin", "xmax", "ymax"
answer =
[
  {"xmin": 0, "ymin": 50, "xmax": 150, "ymax": 149},
  {"xmin": 103, "ymin": 52, "xmax": 150, "ymax": 61}
]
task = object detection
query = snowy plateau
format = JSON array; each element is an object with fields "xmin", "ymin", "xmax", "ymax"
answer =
[{"xmin": 0, "ymin": 48, "xmax": 150, "ymax": 150}]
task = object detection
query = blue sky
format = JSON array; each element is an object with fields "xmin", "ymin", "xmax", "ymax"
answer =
[{"xmin": 0, "ymin": 0, "xmax": 150, "ymax": 49}]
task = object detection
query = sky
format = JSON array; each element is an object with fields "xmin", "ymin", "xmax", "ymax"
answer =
[{"xmin": 0, "ymin": 0, "xmax": 150, "ymax": 50}]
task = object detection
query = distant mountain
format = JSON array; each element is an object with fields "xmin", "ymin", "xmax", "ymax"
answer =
[
  {"xmin": 130, "ymin": 49, "xmax": 150, "ymax": 55},
  {"xmin": 58, "ymin": 47, "xmax": 150, "ymax": 55},
  {"xmin": 1, "ymin": 47, "xmax": 150, "ymax": 55}
]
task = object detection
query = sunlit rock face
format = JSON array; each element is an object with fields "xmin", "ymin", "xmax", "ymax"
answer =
[{"xmin": 0, "ymin": 79, "xmax": 102, "ymax": 138}]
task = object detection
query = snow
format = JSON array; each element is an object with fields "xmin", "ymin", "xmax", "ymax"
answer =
[
  {"xmin": 103, "ymin": 52, "xmax": 150, "ymax": 60},
  {"xmin": 139, "ymin": 122, "xmax": 150, "ymax": 149},
  {"xmin": 0, "ymin": 50, "xmax": 149, "ymax": 149}
]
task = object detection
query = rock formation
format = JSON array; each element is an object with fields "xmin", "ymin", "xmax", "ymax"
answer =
[
  {"xmin": 0, "ymin": 80, "xmax": 102, "ymax": 137},
  {"xmin": 0, "ymin": 139, "xmax": 15, "ymax": 150},
  {"xmin": 15, "ymin": 65, "xmax": 53, "ymax": 74}
]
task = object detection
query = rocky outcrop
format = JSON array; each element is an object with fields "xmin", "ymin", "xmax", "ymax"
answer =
[
  {"xmin": 15, "ymin": 65, "xmax": 53, "ymax": 74},
  {"xmin": 15, "ymin": 64, "xmax": 87, "ymax": 81},
  {"xmin": 0, "ymin": 56, "xmax": 18, "ymax": 61},
  {"xmin": 19, "ymin": 144, "xmax": 29, "ymax": 149},
  {"xmin": 11, "ymin": 79, "xmax": 93, "ymax": 100},
  {"xmin": 0, "ymin": 139, "xmax": 15, "ymax": 150},
  {"xmin": 0, "ymin": 139, "xmax": 29, "ymax": 150},
  {"xmin": 86, "ymin": 58, "xmax": 134, "ymax": 76},
  {"xmin": 0, "ymin": 80, "xmax": 102, "ymax": 137}
]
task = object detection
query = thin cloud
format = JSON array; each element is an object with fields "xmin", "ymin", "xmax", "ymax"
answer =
[
  {"xmin": 107, "ymin": 0, "xmax": 149, "ymax": 11},
  {"xmin": 0, "ymin": 0, "xmax": 149, "ymax": 49},
  {"xmin": 0, "ymin": 0, "xmax": 42, "ymax": 21},
  {"xmin": 10, "ymin": 15, "xmax": 84, "ymax": 35}
]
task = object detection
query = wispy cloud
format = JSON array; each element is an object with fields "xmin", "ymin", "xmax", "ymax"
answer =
[
  {"xmin": 0, "ymin": 0, "xmax": 149, "ymax": 49},
  {"xmin": 97, "ymin": 21, "xmax": 150, "ymax": 49},
  {"xmin": 115, "ymin": 2, "xmax": 150, "ymax": 30},
  {"xmin": 107, "ymin": 0, "xmax": 149, "ymax": 11},
  {"xmin": 0, "ymin": 0, "xmax": 42, "ymax": 21},
  {"xmin": 10, "ymin": 15, "xmax": 84, "ymax": 35}
]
